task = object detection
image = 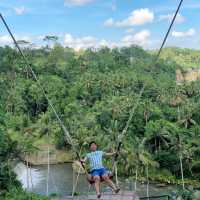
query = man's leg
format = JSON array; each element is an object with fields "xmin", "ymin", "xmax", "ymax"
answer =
[
  {"xmin": 102, "ymin": 174, "xmax": 120, "ymax": 193},
  {"xmin": 93, "ymin": 176, "xmax": 101, "ymax": 198}
]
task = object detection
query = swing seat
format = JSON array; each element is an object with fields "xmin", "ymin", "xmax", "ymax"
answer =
[{"xmin": 87, "ymin": 170, "xmax": 114, "ymax": 184}]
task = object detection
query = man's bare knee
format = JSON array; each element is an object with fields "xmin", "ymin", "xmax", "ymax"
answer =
[
  {"xmin": 102, "ymin": 175, "xmax": 109, "ymax": 181},
  {"xmin": 93, "ymin": 176, "xmax": 100, "ymax": 182}
]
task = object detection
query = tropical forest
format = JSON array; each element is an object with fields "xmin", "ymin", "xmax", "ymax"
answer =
[{"xmin": 0, "ymin": 43, "xmax": 200, "ymax": 199}]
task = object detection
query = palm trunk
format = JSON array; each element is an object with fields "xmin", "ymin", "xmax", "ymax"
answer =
[
  {"xmin": 159, "ymin": 140, "xmax": 161, "ymax": 151},
  {"xmin": 134, "ymin": 166, "xmax": 138, "ymax": 191},
  {"xmin": 146, "ymin": 165, "xmax": 149, "ymax": 199},
  {"xmin": 72, "ymin": 167, "xmax": 81, "ymax": 197},
  {"xmin": 177, "ymin": 106, "xmax": 180, "ymax": 121},
  {"xmin": 179, "ymin": 154, "xmax": 185, "ymax": 190},
  {"xmin": 155, "ymin": 139, "xmax": 157, "ymax": 154},
  {"xmin": 177, "ymin": 106, "xmax": 185, "ymax": 190},
  {"xmin": 114, "ymin": 161, "xmax": 119, "ymax": 187}
]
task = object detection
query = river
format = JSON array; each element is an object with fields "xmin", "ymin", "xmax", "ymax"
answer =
[{"xmin": 14, "ymin": 162, "xmax": 175, "ymax": 198}]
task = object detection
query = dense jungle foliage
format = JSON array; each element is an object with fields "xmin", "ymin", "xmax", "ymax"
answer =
[
  {"xmin": 0, "ymin": 44, "xmax": 200, "ymax": 199},
  {"xmin": 159, "ymin": 47, "xmax": 200, "ymax": 69}
]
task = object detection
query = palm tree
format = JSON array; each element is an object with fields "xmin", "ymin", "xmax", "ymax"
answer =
[
  {"xmin": 145, "ymin": 120, "xmax": 175, "ymax": 154},
  {"xmin": 124, "ymin": 137, "xmax": 159, "ymax": 191},
  {"xmin": 178, "ymin": 103, "xmax": 196, "ymax": 128},
  {"xmin": 175, "ymin": 98, "xmax": 199, "ymax": 190},
  {"xmin": 43, "ymin": 35, "xmax": 59, "ymax": 50}
]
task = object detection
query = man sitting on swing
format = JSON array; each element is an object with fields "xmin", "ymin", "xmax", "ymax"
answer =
[{"xmin": 82, "ymin": 141, "xmax": 120, "ymax": 199}]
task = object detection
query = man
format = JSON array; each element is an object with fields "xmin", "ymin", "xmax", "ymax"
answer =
[{"xmin": 82, "ymin": 141, "xmax": 120, "ymax": 199}]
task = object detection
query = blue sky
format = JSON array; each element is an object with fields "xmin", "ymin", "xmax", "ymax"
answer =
[{"xmin": 0, "ymin": 0, "xmax": 200, "ymax": 50}]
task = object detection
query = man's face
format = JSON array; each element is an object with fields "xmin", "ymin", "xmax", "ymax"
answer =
[{"xmin": 90, "ymin": 143, "xmax": 97, "ymax": 151}]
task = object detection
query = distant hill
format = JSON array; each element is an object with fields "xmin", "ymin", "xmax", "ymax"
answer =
[{"xmin": 153, "ymin": 47, "xmax": 200, "ymax": 69}]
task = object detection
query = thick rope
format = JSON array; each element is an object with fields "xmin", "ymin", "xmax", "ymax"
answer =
[
  {"xmin": 113, "ymin": 0, "xmax": 184, "ymax": 185},
  {"xmin": 0, "ymin": 13, "xmax": 88, "ymax": 173},
  {"xmin": 0, "ymin": 13, "xmax": 74, "ymax": 147},
  {"xmin": 0, "ymin": 1, "xmax": 185, "ymax": 195},
  {"xmin": 118, "ymin": 0, "xmax": 184, "ymax": 147},
  {"xmin": 0, "ymin": 14, "xmax": 91, "ymax": 198}
]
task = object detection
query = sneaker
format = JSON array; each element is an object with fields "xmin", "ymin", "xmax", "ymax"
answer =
[
  {"xmin": 97, "ymin": 193, "xmax": 101, "ymax": 199},
  {"xmin": 114, "ymin": 187, "xmax": 120, "ymax": 194}
]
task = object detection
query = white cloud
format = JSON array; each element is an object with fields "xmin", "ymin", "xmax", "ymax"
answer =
[
  {"xmin": 64, "ymin": 0, "xmax": 94, "ymax": 6},
  {"xmin": 99, "ymin": 39, "xmax": 109, "ymax": 47},
  {"xmin": 159, "ymin": 13, "xmax": 185, "ymax": 24},
  {"xmin": 121, "ymin": 30, "xmax": 151, "ymax": 46},
  {"xmin": 64, "ymin": 33, "xmax": 119, "ymax": 50},
  {"xmin": 0, "ymin": 35, "xmax": 12, "ymax": 45},
  {"xmin": 115, "ymin": 8, "xmax": 154, "ymax": 27},
  {"xmin": 36, "ymin": 35, "xmax": 46, "ymax": 40},
  {"xmin": 99, "ymin": 39, "xmax": 116, "ymax": 48},
  {"xmin": 64, "ymin": 34, "xmax": 98, "ymax": 50},
  {"xmin": 0, "ymin": 35, "xmax": 33, "ymax": 46},
  {"xmin": 172, "ymin": 28, "xmax": 196, "ymax": 38},
  {"xmin": 17, "ymin": 36, "xmax": 32, "ymax": 42},
  {"xmin": 0, "ymin": 31, "xmax": 151, "ymax": 50},
  {"xmin": 104, "ymin": 18, "xmax": 114, "ymax": 27},
  {"xmin": 14, "ymin": 6, "xmax": 26, "ymax": 15}
]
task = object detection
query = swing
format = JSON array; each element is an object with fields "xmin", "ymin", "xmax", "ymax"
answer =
[{"xmin": 0, "ymin": 0, "xmax": 185, "ymax": 197}]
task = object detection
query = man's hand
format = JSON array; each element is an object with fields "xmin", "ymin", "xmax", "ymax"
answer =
[{"xmin": 80, "ymin": 157, "xmax": 87, "ymax": 164}]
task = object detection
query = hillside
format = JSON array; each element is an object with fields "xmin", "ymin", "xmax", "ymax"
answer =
[
  {"xmin": 157, "ymin": 47, "xmax": 200, "ymax": 69},
  {"xmin": 0, "ymin": 45, "xmax": 200, "ymax": 199}
]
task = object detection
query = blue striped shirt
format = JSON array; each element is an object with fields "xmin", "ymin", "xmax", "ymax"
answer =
[{"xmin": 86, "ymin": 151, "xmax": 104, "ymax": 171}]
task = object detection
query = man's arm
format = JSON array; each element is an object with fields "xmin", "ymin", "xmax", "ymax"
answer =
[{"xmin": 104, "ymin": 152, "xmax": 117, "ymax": 157}]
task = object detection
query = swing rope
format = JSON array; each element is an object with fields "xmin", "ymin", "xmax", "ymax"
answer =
[
  {"xmin": 0, "ymin": 0, "xmax": 186, "ymax": 196},
  {"xmin": 0, "ymin": 13, "xmax": 76, "ymax": 148},
  {"xmin": 0, "ymin": 13, "xmax": 91, "ymax": 199},
  {"xmin": 112, "ymin": 0, "xmax": 184, "ymax": 186},
  {"xmin": 0, "ymin": 13, "xmax": 87, "ymax": 175}
]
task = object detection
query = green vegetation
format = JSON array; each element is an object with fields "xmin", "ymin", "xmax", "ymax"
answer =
[
  {"xmin": 0, "ymin": 107, "xmax": 47, "ymax": 199},
  {"xmin": 0, "ymin": 44, "xmax": 200, "ymax": 199},
  {"xmin": 3, "ymin": 187, "xmax": 48, "ymax": 200},
  {"xmin": 157, "ymin": 47, "xmax": 200, "ymax": 69}
]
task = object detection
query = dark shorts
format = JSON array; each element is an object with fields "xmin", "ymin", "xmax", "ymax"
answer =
[{"xmin": 90, "ymin": 168, "xmax": 108, "ymax": 177}]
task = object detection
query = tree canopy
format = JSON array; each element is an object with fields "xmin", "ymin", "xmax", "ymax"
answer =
[{"xmin": 0, "ymin": 45, "xmax": 200, "ymax": 199}]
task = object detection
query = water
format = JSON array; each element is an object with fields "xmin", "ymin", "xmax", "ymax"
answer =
[
  {"xmin": 14, "ymin": 162, "xmax": 174, "ymax": 197},
  {"xmin": 14, "ymin": 162, "xmax": 89, "ymax": 196}
]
